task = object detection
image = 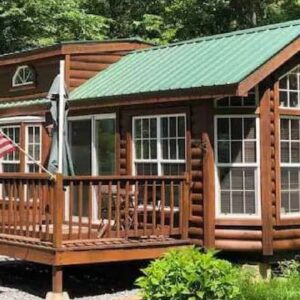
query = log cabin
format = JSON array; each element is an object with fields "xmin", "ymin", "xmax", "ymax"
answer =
[{"xmin": 1, "ymin": 20, "xmax": 300, "ymax": 297}]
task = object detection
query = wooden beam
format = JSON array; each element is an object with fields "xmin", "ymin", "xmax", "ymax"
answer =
[
  {"xmin": 259, "ymin": 87, "xmax": 274, "ymax": 256},
  {"xmin": 54, "ymin": 245, "xmax": 188, "ymax": 266},
  {"xmin": 52, "ymin": 266, "xmax": 63, "ymax": 294},
  {"xmin": 202, "ymin": 132, "xmax": 215, "ymax": 249}
]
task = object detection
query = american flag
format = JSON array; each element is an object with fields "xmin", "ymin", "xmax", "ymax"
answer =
[{"xmin": 0, "ymin": 132, "xmax": 16, "ymax": 158}]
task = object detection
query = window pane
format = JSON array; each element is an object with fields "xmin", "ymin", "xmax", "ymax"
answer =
[
  {"xmin": 135, "ymin": 119, "xmax": 141, "ymax": 139},
  {"xmin": 281, "ymin": 142, "xmax": 290, "ymax": 163},
  {"xmin": 231, "ymin": 141, "xmax": 242, "ymax": 163},
  {"xmin": 281, "ymin": 168, "xmax": 289, "ymax": 190},
  {"xmin": 150, "ymin": 118, "xmax": 157, "ymax": 138},
  {"xmin": 279, "ymin": 77, "xmax": 287, "ymax": 90},
  {"xmin": 281, "ymin": 192, "xmax": 289, "ymax": 214},
  {"xmin": 244, "ymin": 141, "xmax": 256, "ymax": 163},
  {"xmin": 245, "ymin": 169, "xmax": 255, "ymax": 190},
  {"xmin": 150, "ymin": 140, "xmax": 157, "ymax": 159},
  {"xmin": 244, "ymin": 118, "xmax": 256, "ymax": 139},
  {"xmin": 162, "ymin": 140, "xmax": 168, "ymax": 159},
  {"xmin": 231, "ymin": 119, "xmax": 242, "ymax": 139},
  {"xmin": 290, "ymin": 168, "xmax": 299, "ymax": 190},
  {"xmin": 178, "ymin": 117, "xmax": 185, "ymax": 137},
  {"xmin": 161, "ymin": 118, "xmax": 168, "ymax": 138},
  {"xmin": 162, "ymin": 163, "xmax": 185, "ymax": 175},
  {"xmin": 291, "ymin": 120, "xmax": 300, "ymax": 140},
  {"xmin": 290, "ymin": 92, "xmax": 298, "ymax": 107},
  {"xmin": 219, "ymin": 168, "xmax": 230, "ymax": 190},
  {"xmin": 289, "ymin": 74, "xmax": 298, "ymax": 90},
  {"xmin": 232, "ymin": 191, "xmax": 244, "ymax": 214},
  {"xmin": 135, "ymin": 140, "xmax": 142, "ymax": 159},
  {"xmin": 170, "ymin": 139, "xmax": 177, "ymax": 159},
  {"xmin": 142, "ymin": 119, "xmax": 149, "ymax": 138},
  {"xmin": 281, "ymin": 119, "xmax": 290, "ymax": 139},
  {"xmin": 136, "ymin": 163, "xmax": 158, "ymax": 175},
  {"xmin": 231, "ymin": 168, "xmax": 243, "ymax": 190},
  {"xmin": 291, "ymin": 142, "xmax": 300, "ymax": 163},
  {"xmin": 143, "ymin": 140, "xmax": 149, "ymax": 159},
  {"xmin": 178, "ymin": 139, "xmax": 185, "ymax": 159},
  {"xmin": 169, "ymin": 117, "xmax": 176, "ymax": 138},
  {"xmin": 245, "ymin": 192, "xmax": 256, "ymax": 214},
  {"xmin": 280, "ymin": 91, "xmax": 288, "ymax": 107},
  {"xmin": 290, "ymin": 192, "xmax": 300, "ymax": 213},
  {"xmin": 218, "ymin": 141, "xmax": 230, "ymax": 163},
  {"xmin": 217, "ymin": 119, "xmax": 229, "ymax": 140},
  {"xmin": 220, "ymin": 191, "xmax": 231, "ymax": 214}
]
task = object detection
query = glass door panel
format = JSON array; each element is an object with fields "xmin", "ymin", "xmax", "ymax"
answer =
[
  {"xmin": 95, "ymin": 118, "xmax": 116, "ymax": 175},
  {"xmin": 69, "ymin": 119, "xmax": 91, "ymax": 217}
]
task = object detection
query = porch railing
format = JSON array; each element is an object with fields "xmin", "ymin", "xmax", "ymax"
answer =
[{"xmin": 0, "ymin": 173, "xmax": 190, "ymax": 247}]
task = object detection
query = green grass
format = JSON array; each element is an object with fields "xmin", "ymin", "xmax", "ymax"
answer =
[{"xmin": 240, "ymin": 276, "xmax": 300, "ymax": 300}]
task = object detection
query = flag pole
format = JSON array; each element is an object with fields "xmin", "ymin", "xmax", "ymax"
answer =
[{"xmin": 0, "ymin": 130, "xmax": 55, "ymax": 180}]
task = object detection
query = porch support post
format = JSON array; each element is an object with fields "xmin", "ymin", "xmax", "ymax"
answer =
[
  {"xmin": 260, "ymin": 86, "xmax": 274, "ymax": 256},
  {"xmin": 46, "ymin": 266, "xmax": 70, "ymax": 300},
  {"xmin": 202, "ymin": 132, "xmax": 215, "ymax": 249},
  {"xmin": 53, "ymin": 173, "xmax": 64, "ymax": 248}
]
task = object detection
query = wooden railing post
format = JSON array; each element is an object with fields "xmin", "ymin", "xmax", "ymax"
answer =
[
  {"xmin": 181, "ymin": 173, "xmax": 190, "ymax": 239},
  {"xmin": 53, "ymin": 173, "xmax": 64, "ymax": 248}
]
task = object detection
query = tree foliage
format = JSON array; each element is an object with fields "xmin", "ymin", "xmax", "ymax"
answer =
[{"xmin": 0, "ymin": 0, "xmax": 300, "ymax": 53}]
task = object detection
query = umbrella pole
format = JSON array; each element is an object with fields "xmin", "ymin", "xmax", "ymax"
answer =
[{"xmin": 58, "ymin": 60, "xmax": 65, "ymax": 174}]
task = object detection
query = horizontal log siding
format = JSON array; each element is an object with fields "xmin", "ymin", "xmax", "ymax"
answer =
[{"xmin": 69, "ymin": 53, "xmax": 124, "ymax": 90}]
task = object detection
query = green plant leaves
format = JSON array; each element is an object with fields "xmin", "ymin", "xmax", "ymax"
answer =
[{"xmin": 136, "ymin": 247, "xmax": 241, "ymax": 300}]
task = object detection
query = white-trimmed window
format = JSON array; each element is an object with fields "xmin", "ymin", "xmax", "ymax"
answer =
[
  {"xmin": 133, "ymin": 114, "xmax": 186, "ymax": 175},
  {"xmin": 12, "ymin": 65, "xmax": 35, "ymax": 87},
  {"xmin": 216, "ymin": 88, "xmax": 257, "ymax": 107},
  {"xmin": 280, "ymin": 118, "xmax": 300, "ymax": 215},
  {"xmin": 1, "ymin": 126, "xmax": 20, "ymax": 172},
  {"xmin": 279, "ymin": 65, "xmax": 300, "ymax": 108},
  {"xmin": 215, "ymin": 116, "xmax": 260, "ymax": 216},
  {"xmin": 26, "ymin": 125, "xmax": 42, "ymax": 172}
]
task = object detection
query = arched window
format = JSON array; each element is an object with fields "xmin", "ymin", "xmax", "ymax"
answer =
[
  {"xmin": 12, "ymin": 65, "xmax": 35, "ymax": 87},
  {"xmin": 279, "ymin": 65, "xmax": 300, "ymax": 108}
]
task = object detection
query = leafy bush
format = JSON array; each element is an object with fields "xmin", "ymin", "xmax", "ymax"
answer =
[{"xmin": 136, "ymin": 247, "xmax": 241, "ymax": 300}]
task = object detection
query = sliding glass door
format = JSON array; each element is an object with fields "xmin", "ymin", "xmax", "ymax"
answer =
[{"xmin": 69, "ymin": 114, "xmax": 116, "ymax": 220}]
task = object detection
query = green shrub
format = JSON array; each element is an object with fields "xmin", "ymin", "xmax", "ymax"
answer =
[{"xmin": 136, "ymin": 247, "xmax": 241, "ymax": 300}]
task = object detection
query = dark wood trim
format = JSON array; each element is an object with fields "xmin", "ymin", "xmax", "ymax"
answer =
[
  {"xmin": 260, "ymin": 87, "xmax": 274, "ymax": 255},
  {"xmin": 215, "ymin": 219, "xmax": 262, "ymax": 226},
  {"xmin": 273, "ymin": 82, "xmax": 281, "ymax": 225},
  {"xmin": 238, "ymin": 37, "xmax": 300, "ymax": 95},
  {"xmin": 65, "ymin": 54, "xmax": 71, "ymax": 90},
  {"xmin": 279, "ymin": 108, "xmax": 300, "ymax": 116},
  {"xmin": 202, "ymin": 132, "xmax": 215, "ymax": 249}
]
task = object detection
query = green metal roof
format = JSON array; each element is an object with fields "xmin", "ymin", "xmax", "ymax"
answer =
[
  {"xmin": 70, "ymin": 19, "xmax": 300, "ymax": 101},
  {"xmin": 0, "ymin": 99, "xmax": 50, "ymax": 110}
]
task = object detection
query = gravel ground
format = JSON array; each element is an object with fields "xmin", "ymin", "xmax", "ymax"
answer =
[{"xmin": 0, "ymin": 256, "xmax": 146, "ymax": 299}]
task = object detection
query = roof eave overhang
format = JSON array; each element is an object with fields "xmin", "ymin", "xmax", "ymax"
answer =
[{"xmin": 69, "ymin": 83, "xmax": 238, "ymax": 110}]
